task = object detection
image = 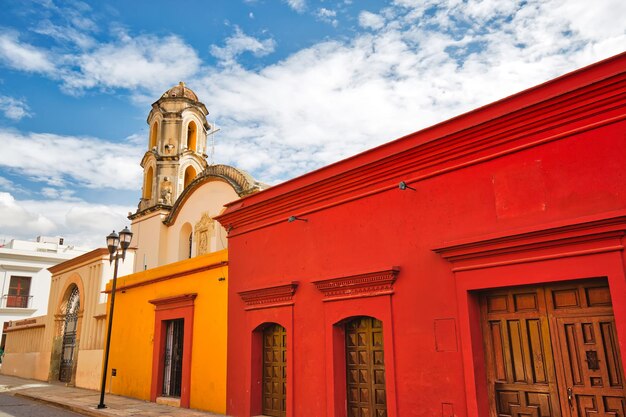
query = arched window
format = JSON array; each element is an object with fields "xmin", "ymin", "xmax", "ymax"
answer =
[
  {"xmin": 187, "ymin": 121, "xmax": 197, "ymax": 152},
  {"xmin": 179, "ymin": 223, "xmax": 193, "ymax": 260},
  {"xmin": 183, "ymin": 165, "xmax": 196, "ymax": 190},
  {"xmin": 149, "ymin": 121, "xmax": 158, "ymax": 150},
  {"xmin": 143, "ymin": 166, "xmax": 154, "ymax": 200}
]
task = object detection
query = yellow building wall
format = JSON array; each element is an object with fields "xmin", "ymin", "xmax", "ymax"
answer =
[{"xmin": 106, "ymin": 249, "xmax": 228, "ymax": 414}]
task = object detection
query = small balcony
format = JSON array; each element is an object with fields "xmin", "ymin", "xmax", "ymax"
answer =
[{"xmin": 1, "ymin": 294, "xmax": 33, "ymax": 309}]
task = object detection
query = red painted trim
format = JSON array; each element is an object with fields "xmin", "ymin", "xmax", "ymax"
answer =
[
  {"xmin": 241, "ymin": 306, "xmax": 294, "ymax": 417},
  {"xmin": 322, "ymin": 295, "xmax": 399, "ymax": 417},
  {"xmin": 149, "ymin": 294, "xmax": 196, "ymax": 408}
]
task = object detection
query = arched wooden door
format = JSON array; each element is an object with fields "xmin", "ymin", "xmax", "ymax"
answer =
[
  {"xmin": 59, "ymin": 286, "xmax": 80, "ymax": 383},
  {"xmin": 263, "ymin": 324, "xmax": 286, "ymax": 417},
  {"xmin": 345, "ymin": 317, "xmax": 387, "ymax": 417}
]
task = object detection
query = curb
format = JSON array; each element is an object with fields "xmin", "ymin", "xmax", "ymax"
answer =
[{"xmin": 14, "ymin": 391, "xmax": 107, "ymax": 417}]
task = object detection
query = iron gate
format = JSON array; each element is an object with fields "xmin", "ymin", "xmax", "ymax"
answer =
[
  {"xmin": 59, "ymin": 286, "xmax": 80, "ymax": 383},
  {"xmin": 162, "ymin": 318, "xmax": 184, "ymax": 397}
]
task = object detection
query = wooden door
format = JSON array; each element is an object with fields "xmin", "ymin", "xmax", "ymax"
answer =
[
  {"xmin": 346, "ymin": 317, "xmax": 387, "ymax": 417},
  {"xmin": 481, "ymin": 286, "xmax": 561, "ymax": 416},
  {"xmin": 546, "ymin": 281, "xmax": 626, "ymax": 417},
  {"xmin": 263, "ymin": 324, "xmax": 286, "ymax": 417},
  {"xmin": 481, "ymin": 279, "xmax": 626, "ymax": 417}
]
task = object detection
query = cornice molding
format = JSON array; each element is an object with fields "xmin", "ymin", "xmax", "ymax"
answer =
[
  {"xmin": 312, "ymin": 267, "xmax": 399, "ymax": 301},
  {"xmin": 48, "ymin": 248, "xmax": 110, "ymax": 274},
  {"xmin": 216, "ymin": 59, "xmax": 626, "ymax": 237},
  {"xmin": 433, "ymin": 211, "xmax": 626, "ymax": 271},
  {"xmin": 238, "ymin": 282, "xmax": 298, "ymax": 310},
  {"xmin": 149, "ymin": 293, "xmax": 197, "ymax": 311},
  {"xmin": 128, "ymin": 204, "xmax": 172, "ymax": 221},
  {"xmin": 106, "ymin": 259, "xmax": 227, "ymax": 293},
  {"xmin": 164, "ymin": 164, "xmax": 263, "ymax": 225}
]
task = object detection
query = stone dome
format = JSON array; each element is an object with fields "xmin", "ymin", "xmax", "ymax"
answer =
[{"xmin": 162, "ymin": 82, "xmax": 199, "ymax": 101}]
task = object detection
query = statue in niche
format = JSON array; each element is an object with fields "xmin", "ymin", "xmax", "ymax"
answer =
[
  {"xmin": 194, "ymin": 212, "xmax": 214, "ymax": 256},
  {"xmin": 164, "ymin": 141, "xmax": 175, "ymax": 154},
  {"xmin": 160, "ymin": 176, "xmax": 173, "ymax": 205}
]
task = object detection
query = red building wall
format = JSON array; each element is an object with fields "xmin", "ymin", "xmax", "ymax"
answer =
[{"xmin": 218, "ymin": 52, "xmax": 626, "ymax": 417}]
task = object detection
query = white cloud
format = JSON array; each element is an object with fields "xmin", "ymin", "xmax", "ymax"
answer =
[
  {"xmin": 189, "ymin": 0, "xmax": 626, "ymax": 184},
  {"xmin": 0, "ymin": 191, "xmax": 132, "ymax": 248},
  {"xmin": 316, "ymin": 8, "xmax": 338, "ymax": 26},
  {"xmin": 210, "ymin": 27, "xmax": 276, "ymax": 66},
  {"xmin": 62, "ymin": 33, "xmax": 202, "ymax": 94},
  {"xmin": 0, "ymin": 192, "xmax": 56, "ymax": 237},
  {"xmin": 33, "ymin": 20, "xmax": 96, "ymax": 49},
  {"xmin": 284, "ymin": 0, "xmax": 306, "ymax": 13},
  {"xmin": 0, "ymin": 177, "xmax": 14, "ymax": 190},
  {"xmin": 0, "ymin": 95, "xmax": 31, "ymax": 120},
  {"xmin": 0, "ymin": 33, "xmax": 56, "ymax": 73},
  {"xmin": 359, "ymin": 11, "xmax": 385, "ymax": 30},
  {"xmin": 0, "ymin": 129, "xmax": 143, "ymax": 190}
]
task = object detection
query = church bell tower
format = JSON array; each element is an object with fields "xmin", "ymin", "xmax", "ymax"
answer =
[{"xmin": 137, "ymin": 82, "xmax": 210, "ymax": 213}]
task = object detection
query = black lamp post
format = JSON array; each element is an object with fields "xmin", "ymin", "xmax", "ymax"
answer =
[{"xmin": 97, "ymin": 226, "xmax": 132, "ymax": 409}]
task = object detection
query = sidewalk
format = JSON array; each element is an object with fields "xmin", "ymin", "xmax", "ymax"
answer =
[{"xmin": 0, "ymin": 374, "xmax": 225, "ymax": 417}]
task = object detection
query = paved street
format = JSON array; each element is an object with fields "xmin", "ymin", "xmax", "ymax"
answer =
[
  {"xmin": 0, "ymin": 374, "xmax": 224, "ymax": 417},
  {"xmin": 0, "ymin": 393, "xmax": 85, "ymax": 417}
]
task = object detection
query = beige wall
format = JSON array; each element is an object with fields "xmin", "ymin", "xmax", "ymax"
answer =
[
  {"xmin": 1, "ymin": 248, "xmax": 134, "ymax": 389},
  {"xmin": 164, "ymin": 180, "xmax": 237, "ymax": 264},
  {"xmin": 131, "ymin": 210, "xmax": 168, "ymax": 272},
  {"xmin": 132, "ymin": 179, "xmax": 237, "ymax": 271},
  {"xmin": 1, "ymin": 316, "xmax": 49, "ymax": 380}
]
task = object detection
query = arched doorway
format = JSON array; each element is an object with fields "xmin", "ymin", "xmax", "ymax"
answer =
[
  {"xmin": 262, "ymin": 323, "xmax": 287, "ymax": 417},
  {"xmin": 59, "ymin": 286, "xmax": 80, "ymax": 383},
  {"xmin": 345, "ymin": 316, "xmax": 387, "ymax": 417}
]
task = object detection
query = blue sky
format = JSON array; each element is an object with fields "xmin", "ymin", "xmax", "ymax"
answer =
[{"xmin": 0, "ymin": 0, "xmax": 624, "ymax": 248}]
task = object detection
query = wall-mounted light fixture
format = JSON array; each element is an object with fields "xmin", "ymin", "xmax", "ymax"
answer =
[
  {"xmin": 398, "ymin": 181, "xmax": 416, "ymax": 191},
  {"xmin": 287, "ymin": 216, "xmax": 307, "ymax": 223}
]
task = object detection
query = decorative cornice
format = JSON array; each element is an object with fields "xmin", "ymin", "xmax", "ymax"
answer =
[
  {"xmin": 149, "ymin": 293, "xmax": 197, "ymax": 311},
  {"xmin": 433, "ymin": 211, "xmax": 626, "ymax": 272},
  {"xmin": 312, "ymin": 268, "xmax": 399, "ymax": 301},
  {"xmin": 128, "ymin": 204, "xmax": 172, "ymax": 221},
  {"xmin": 216, "ymin": 54, "xmax": 626, "ymax": 237},
  {"xmin": 164, "ymin": 164, "xmax": 265, "ymax": 225},
  {"xmin": 105, "ymin": 260, "xmax": 227, "ymax": 293},
  {"xmin": 48, "ymin": 248, "xmax": 110, "ymax": 275},
  {"xmin": 238, "ymin": 282, "xmax": 298, "ymax": 310}
]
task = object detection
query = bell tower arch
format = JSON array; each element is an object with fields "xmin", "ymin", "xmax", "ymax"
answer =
[{"xmin": 138, "ymin": 82, "xmax": 210, "ymax": 212}]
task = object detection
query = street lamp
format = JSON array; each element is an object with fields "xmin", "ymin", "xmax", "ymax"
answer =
[{"xmin": 97, "ymin": 226, "xmax": 133, "ymax": 409}]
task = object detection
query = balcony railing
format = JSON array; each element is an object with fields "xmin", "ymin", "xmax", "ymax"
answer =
[{"xmin": 1, "ymin": 294, "xmax": 33, "ymax": 308}]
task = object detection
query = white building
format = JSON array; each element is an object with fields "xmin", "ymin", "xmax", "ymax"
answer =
[{"xmin": 0, "ymin": 236, "xmax": 89, "ymax": 346}]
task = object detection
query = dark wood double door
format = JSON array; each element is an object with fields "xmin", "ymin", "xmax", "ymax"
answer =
[
  {"xmin": 481, "ymin": 279, "xmax": 626, "ymax": 417},
  {"xmin": 346, "ymin": 317, "xmax": 387, "ymax": 417}
]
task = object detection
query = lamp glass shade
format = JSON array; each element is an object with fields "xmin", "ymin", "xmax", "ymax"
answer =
[
  {"xmin": 119, "ymin": 226, "xmax": 133, "ymax": 249},
  {"xmin": 106, "ymin": 231, "xmax": 119, "ymax": 256}
]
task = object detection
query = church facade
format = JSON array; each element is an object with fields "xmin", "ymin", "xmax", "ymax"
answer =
[
  {"xmin": 104, "ymin": 83, "xmax": 263, "ymax": 413},
  {"xmin": 217, "ymin": 52, "xmax": 626, "ymax": 417}
]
